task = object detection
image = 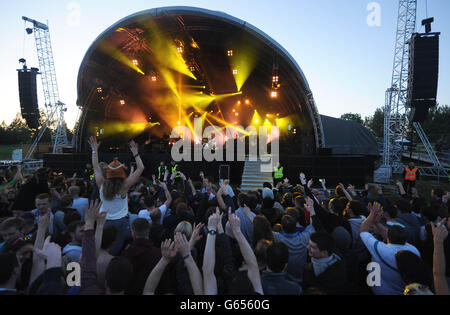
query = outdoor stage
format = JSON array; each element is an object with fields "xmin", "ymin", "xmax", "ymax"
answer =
[{"xmin": 45, "ymin": 7, "xmax": 379, "ymax": 187}]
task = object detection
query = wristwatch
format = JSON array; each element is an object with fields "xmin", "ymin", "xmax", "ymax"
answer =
[{"xmin": 208, "ymin": 229, "xmax": 217, "ymax": 236}]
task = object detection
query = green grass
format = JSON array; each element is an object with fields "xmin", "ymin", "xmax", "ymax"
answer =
[{"xmin": 0, "ymin": 145, "xmax": 22, "ymax": 160}]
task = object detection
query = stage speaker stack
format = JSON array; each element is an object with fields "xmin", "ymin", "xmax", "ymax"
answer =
[
  {"xmin": 407, "ymin": 31, "xmax": 439, "ymax": 123},
  {"xmin": 18, "ymin": 65, "xmax": 40, "ymax": 129}
]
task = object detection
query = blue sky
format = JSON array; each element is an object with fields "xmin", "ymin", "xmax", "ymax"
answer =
[{"xmin": 1, "ymin": 0, "xmax": 449, "ymax": 129}]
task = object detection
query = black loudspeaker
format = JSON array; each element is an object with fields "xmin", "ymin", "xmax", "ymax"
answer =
[
  {"xmin": 18, "ymin": 66, "xmax": 40, "ymax": 129},
  {"xmin": 407, "ymin": 32, "xmax": 439, "ymax": 123}
]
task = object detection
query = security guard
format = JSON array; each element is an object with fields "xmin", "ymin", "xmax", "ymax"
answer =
[
  {"xmin": 273, "ymin": 162, "xmax": 284, "ymax": 186},
  {"xmin": 403, "ymin": 162, "xmax": 419, "ymax": 195},
  {"xmin": 171, "ymin": 160, "xmax": 181, "ymax": 179},
  {"xmin": 157, "ymin": 161, "xmax": 168, "ymax": 181}
]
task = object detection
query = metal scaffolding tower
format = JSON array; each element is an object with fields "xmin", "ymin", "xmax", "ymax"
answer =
[
  {"xmin": 375, "ymin": 0, "xmax": 448, "ymax": 183},
  {"xmin": 22, "ymin": 16, "xmax": 69, "ymax": 159}
]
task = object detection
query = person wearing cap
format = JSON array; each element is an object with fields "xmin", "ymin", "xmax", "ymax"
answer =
[{"xmin": 88, "ymin": 136, "xmax": 145, "ymax": 256}]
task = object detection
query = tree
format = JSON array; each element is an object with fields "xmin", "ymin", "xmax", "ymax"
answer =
[
  {"xmin": 340, "ymin": 113, "xmax": 363, "ymax": 124},
  {"xmin": 421, "ymin": 104, "xmax": 450, "ymax": 144},
  {"xmin": 364, "ymin": 107, "xmax": 384, "ymax": 140}
]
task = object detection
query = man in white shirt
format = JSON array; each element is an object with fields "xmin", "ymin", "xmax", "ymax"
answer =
[
  {"xmin": 31, "ymin": 193, "xmax": 54, "ymax": 235},
  {"xmin": 68, "ymin": 186, "xmax": 89, "ymax": 221},
  {"xmin": 138, "ymin": 182, "xmax": 172, "ymax": 225},
  {"xmin": 359, "ymin": 202, "xmax": 421, "ymax": 295}
]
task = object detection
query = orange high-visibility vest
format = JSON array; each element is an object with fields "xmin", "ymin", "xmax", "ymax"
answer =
[{"xmin": 404, "ymin": 168, "xmax": 418, "ymax": 181}]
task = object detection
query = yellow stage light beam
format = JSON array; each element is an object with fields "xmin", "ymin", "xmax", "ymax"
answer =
[
  {"xmin": 191, "ymin": 105, "xmax": 249, "ymax": 136},
  {"xmin": 94, "ymin": 121, "xmax": 159, "ymax": 138},
  {"xmin": 229, "ymin": 43, "xmax": 259, "ymax": 91},
  {"xmin": 143, "ymin": 21, "xmax": 196, "ymax": 80},
  {"xmin": 99, "ymin": 40, "xmax": 145, "ymax": 75},
  {"xmin": 251, "ymin": 110, "xmax": 262, "ymax": 126}
]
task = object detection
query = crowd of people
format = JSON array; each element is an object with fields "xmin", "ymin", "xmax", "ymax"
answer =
[{"xmin": 0, "ymin": 136, "xmax": 449, "ymax": 295}]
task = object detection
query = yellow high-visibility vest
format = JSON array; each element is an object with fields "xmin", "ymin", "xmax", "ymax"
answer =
[{"xmin": 274, "ymin": 167, "xmax": 284, "ymax": 179}]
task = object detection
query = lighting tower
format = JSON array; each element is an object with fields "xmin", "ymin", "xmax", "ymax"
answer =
[{"xmin": 22, "ymin": 16, "xmax": 69, "ymax": 159}]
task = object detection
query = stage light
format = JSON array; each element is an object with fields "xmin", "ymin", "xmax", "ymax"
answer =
[
  {"xmin": 97, "ymin": 87, "xmax": 103, "ymax": 93},
  {"xmin": 232, "ymin": 109, "xmax": 236, "ymax": 113},
  {"xmin": 190, "ymin": 66, "xmax": 196, "ymax": 72},
  {"xmin": 227, "ymin": 50, "xmax": 234, "ymax": 57},
  {"xmin": 237, "ymin": 101, "xmax": 241, "ymax": 105},
  {"xmin": 177, "ymin": 121, "xmax": 181, "ymax": 125},
  {"xmin": 245, "ymin": 100, "xmax": 250, "ymax": 104},
  {"xmin": 271, "ymin": 91, "xmax": 278, "ymax": 98},
  {"xmin": 177, "ymin": 46, "xmax": 184, "ymax": 54},
  {"xmin": 151, "ymin": 76, "xmax": 157, "ymax": 82},
  {"xmin": 132, "ymin": 59, "xmax": 139, "ymax": 66},
  {"xmin": 120, "ymin": 100, "xmax": 126, "ymax": 105},
  {"xmin": 235, "ymin": 112, "xmax": 239, "ymax": 117},
  {"xmin": 233, "ymin": 69, "xmax": 238, "ymax": 75}
]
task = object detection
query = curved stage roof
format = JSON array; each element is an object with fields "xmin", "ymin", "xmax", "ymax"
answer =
[{"xmin": 75, "ymin": 6, "xmax": 325, "ymax": 153}]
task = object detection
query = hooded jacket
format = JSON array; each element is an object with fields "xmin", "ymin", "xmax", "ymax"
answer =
[{"xmin": 122, "ymin": 238, "xmax": 161, "ymax": 295}]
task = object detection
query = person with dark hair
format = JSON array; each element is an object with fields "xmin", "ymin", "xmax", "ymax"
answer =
[
  {"xmin": 0, "ymin": 217, "xmax": 25, "ymax": 254},
  {"xmin": 272, "ymin": 198, "xmax": 317, "ymax": 284},
  {"xmin": 395, "ymin": 250, "xmax": 433, "ymax": 291},
  {"xmin": 294, "ymin": 196, "xmax": 309, "ymax": 226},
  {"xmin": 230, "ymin": 193, "xmax": 256, "ymax": 245},
  {"xmin": 149, "ymin": 209, "xmax": 163, "ymax": 247},
  {"xmin": 12, "ymin": 168, "xmax": 50, "ymax": 212},
  {"xmin": 122, "ymin": 218, "xmax": 161, "ymax": 295},
  {"xmin": 430, "ymin": 189, "xmax": 448, "ymax": 219},
  {"xmin": 395, "ymin": 198, "xmax": 421, "ymax": 246},
  {"xmin": 31, "ymin": 194, "xmax": 55, "ymax": 235},
  {"xmin": 303, "ymin": 231, "xmax": 349, "ymax": 295},
  {"xmin": 62, "ymin": 221, "xmax": 84, "ymax": 262},
  {"xmin": 138, "ymin": 182, "xmax": 172, "ymax": 226},
  {"xmin": 252, "ymin": 215, "xmax": 274, "ymax": 248},
  {"xmin": 261, "ymin": 242, "xmax": 302, "ymax": 295},
  {"xmin": 104, "ymin": 257, "xmax": 134, "ymax": 295},
  {"xmin": 68, "ymin": 185, "xmax": 89, "ymax": 221},
  {"xmin": 360, "ymin": 202, "xmax": 421, "ymax": 295}
]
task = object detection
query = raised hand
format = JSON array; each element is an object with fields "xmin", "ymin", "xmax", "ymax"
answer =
[
  {"xmin": 307, "ymin": 179, "xmax": 313, "ymax": 188},
  {"xmin": 174, "ymin": 232, "xmax": 191, "ymax": 258},
  {"xmin": 96, "ymin": 208, "xmax": 108, "ymax": 227},
  {"xmin": 129, "ymin": 140, "xmax": 139, "ymax": 156},
  {"xmin": 38, "ymin": 211, "xmax": 51, "ymax": 231},
  {"xmin": 208, "ymin": 208, "xmax": 222, "ymax": 230},
  {"xmin": 88, "ymin": 136, "xmax": 101, "ymax": 151},
  {"xmin": 161, "ymin": 239, "xmax": 177, "ymax": 261},
  {"xmin": 33, "ymin": 236, "xmax": 62, "ymax": 269},
  {"xmin": 189, "ymin": 223, "xmax": 205, "ymax": 249},
  {"xmin": 228, "ymin": 209, "xmax": 241, "ymax": 233},
  {"xmin": 431, "ymin": 219, "xmax": 449, "ymax": 245},
  {"xmin": 84, "ymin": 199, "xmax": 103, "ymax": 228}
]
